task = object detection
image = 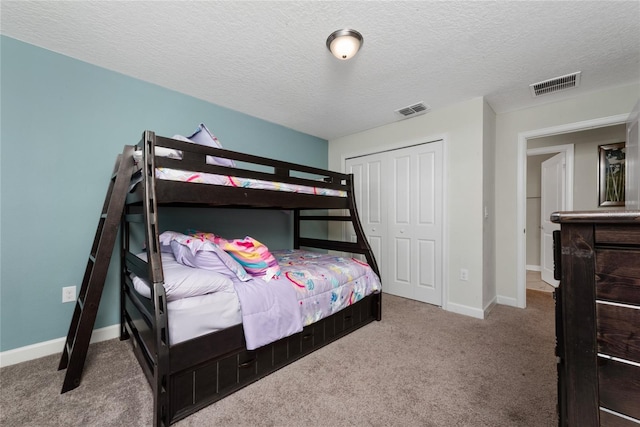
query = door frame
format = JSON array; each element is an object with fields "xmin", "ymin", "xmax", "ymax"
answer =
[
  {"xmin": 528, "ymin": 146, "xmax": 573, "ymax": 285},
  {"xmin": 516, "ymin": 114, "xmax": 629, "ymax": 308},
  {"xmin": 341, "ymin": 134, "xmax": 449, "ymax": 310}
]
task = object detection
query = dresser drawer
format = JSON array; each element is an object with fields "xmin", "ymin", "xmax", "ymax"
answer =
[
  {"xmin": 596, "ymin": 249, "xmax": 640, "ymax": 306},
  {"xmin": 596, "ymin": 225, "xmax": 640, "ymax": 245},
  {"xmin": 596, "ymin": 302, "xmax": 640, "ymax": 364},
  {"xmin": 598, "ymin": 357, "xmax": 640, "ymax": 421}
]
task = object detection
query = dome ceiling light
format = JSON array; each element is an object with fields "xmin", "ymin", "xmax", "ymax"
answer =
[{"xmin": 326, "ymin": 29, "xmax": 363, "ymax": 60}]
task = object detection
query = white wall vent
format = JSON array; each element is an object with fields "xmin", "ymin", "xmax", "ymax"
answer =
[
  {"xmin": 529, "ymin": 72, "xmax": 581, "ymax": 97},
  {"xmin": 394, "ymin": 102, "xmax": 430, "ymax": 119}
]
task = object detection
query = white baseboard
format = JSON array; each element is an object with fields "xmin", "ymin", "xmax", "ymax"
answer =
[
  {"xmin": 446, "ymin": 301, "xmax": 485, "ymax": 319},
  {"xmin": 497, "ymin": 295, "xmax": 519, "ymax": 307},
  {"xmin": 526, "ymin": 265, "xmax": 541, "ymax": 272},
  {"xmin": 0, "ymin": 324, "xmax": 120, "ymax": 368},
  {"xmin": 483, "ymin": 295, "xmax": 497, "ymax": 316}
]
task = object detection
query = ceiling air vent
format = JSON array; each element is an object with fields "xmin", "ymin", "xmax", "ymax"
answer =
[
  {"xmin": 529, "ymin": 72, "xmax": 581, "ymax": 97},
  {"xmin": 395, "ymin": 102, "xmax": 430, "ymax": 119}
]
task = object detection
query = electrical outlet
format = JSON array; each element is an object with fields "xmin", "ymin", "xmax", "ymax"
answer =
[
  {"xmin": 460, "ymin": 269, "xmax": 469, "ymax": 281},
  {"xmin": 62, "ymin": 286, "xmax": 76, "ymax": 303}
]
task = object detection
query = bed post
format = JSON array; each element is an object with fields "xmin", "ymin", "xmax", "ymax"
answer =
[
  {"xmin": 142, "ymin": 131, "xmax": 171, "ymax": 426},
  {"xmin": 120, "ymin": 185, "xmax": 130, "ymax": 342},
  {"xmin": 293, "ymin": 209, "xmax": 301, "ymax": 249}
]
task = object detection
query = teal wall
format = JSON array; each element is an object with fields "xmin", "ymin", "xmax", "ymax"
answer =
[{"xmin": 0, "ymin": 36, "xmax": 328, "ymax": 352}]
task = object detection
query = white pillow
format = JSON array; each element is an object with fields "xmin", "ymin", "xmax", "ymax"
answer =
[{"xmin": 132, "ymin": 252, "xmax": 234, "ymax": 301}]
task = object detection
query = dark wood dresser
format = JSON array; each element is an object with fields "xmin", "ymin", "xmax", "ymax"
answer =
[{"xmin": 552, "ymin": 210, "xmax": 640, "ymax": 427}]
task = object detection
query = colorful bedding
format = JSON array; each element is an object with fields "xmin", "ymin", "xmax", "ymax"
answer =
[
  {"xmin": 275, "ymin": 250, "xmax": 381, "ymax": 326},
  {"xmin": 154, "ymin": 167, "xmax": 347, "ymax": 197},
  {"xmin": 132, "ymin": 232, "xmax": 380, "ymax": 349},
  {"xmin": 231, "ymin": 249, "xmax": 381, "ymax": 349}
]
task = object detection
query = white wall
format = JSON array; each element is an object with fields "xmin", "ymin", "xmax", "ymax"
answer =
[
  {"xmin": 482, "ymin": 100, "xmax": 497, "ymax": 311},
  {"xmin": 329, "ymin": 97, "xmax": 489, "ymax": 318},
  {"xmin": 495, "ymin": 84, "xmax": 640, "ymax": 301}
]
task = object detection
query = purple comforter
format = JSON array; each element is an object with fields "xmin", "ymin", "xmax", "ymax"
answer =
[{"xmin": 232, "ymin": 275, "xmax": 303, "ymax": 350}]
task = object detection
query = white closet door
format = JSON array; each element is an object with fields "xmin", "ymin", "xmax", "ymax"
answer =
[
  {"xmin": 387, "ymin": 142, "xmax": 443, "ymax": 305},
  {"xmin": 346, "ymin": 140, "xmax": 443, "ymax": 306},
  {"xmin": 346, "ymin": 153, "xmax": 386, "ymax": 269},
  {"xmin": 540, "ymin": 152, "xmax": 565, "ymax": 287}
]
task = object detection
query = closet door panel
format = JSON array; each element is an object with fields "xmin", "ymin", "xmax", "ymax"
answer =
[
  {"xmin": 388, "ymin": 153, "xmax": 413, "ymax": 298},
  {"xmin": 413, "ymin": 143, "xmax": 443, "ymax": 305},
  {"xmin": 387, "ymin": 142, "xmax": 443, "ymax": 304},
  {"xmin": 394, "ymin": 154, "xmax": 411, "ymax": 225},
  {"xmin": 367, "ymin": 160, "xmax": 383, "ymax": 225},
  {"xmin": 393, "ymin": 237, "xmax": 412, "ymax": 297},
  {"xmin": 418, "ymin": 239, "xmax": 436, "ymax": 290},
  {"xmin": 367, "ymin": 236, "xmax": 383, "ymax": 270},
  {"xmin": 346, "ymin": 155, "xmax": 386, "ymax": 275},
  {"xmin": 418, "ymin": 151, "xmax": 436, "ymax": 225}
]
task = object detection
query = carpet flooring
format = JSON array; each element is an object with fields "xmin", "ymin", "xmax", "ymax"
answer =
[{"xmin": 0, "ymin": 290, "xmax": 557, "ymax": 426}]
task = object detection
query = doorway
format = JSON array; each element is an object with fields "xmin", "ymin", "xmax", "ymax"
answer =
[
  {"xmin": 525, "ymin": 145, "xmax": 574, "ymax": 290},
  {"xmin": 516, "ymin": 114, "xmax": 629, "ymax": 308}
]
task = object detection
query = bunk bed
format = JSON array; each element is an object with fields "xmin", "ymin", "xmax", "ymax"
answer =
[{"xmin": 122, "ymin": 130, "xmax": 382, "ymax": 426}]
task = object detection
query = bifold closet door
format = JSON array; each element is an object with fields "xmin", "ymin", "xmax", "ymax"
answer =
[
  {"xmin": 346, "ymin": 152, "xmax": 386, "ymax": 272},
  {"xmin": 346, "ymin": 140, "xmax": 443, "ymax": 306},
  {"xmin": 387, "ymin": 142, "xmax": 443, "ymax": 305}
]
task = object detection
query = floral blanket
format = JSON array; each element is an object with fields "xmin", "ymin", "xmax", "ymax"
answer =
[
  {"xmin": 234, "ymin": 249, "xmax": 381, "ymax": 350},
  {"xmin": 275, "ymin": 249, "xmax": 381, "ymax": 326}
]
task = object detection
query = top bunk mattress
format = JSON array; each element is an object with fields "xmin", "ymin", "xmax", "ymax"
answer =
[
  {"xmin": 132, "ymin": 127, "xmax": 348, "ymax": 199},
  {"xmin": 153, "ymin": 167, "xmax": 347, "ymax": 197}
]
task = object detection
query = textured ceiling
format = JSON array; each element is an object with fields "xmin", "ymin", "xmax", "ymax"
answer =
[{"xmin": 2, "ymin": 1, "xmax": 639, "ymax": 140}]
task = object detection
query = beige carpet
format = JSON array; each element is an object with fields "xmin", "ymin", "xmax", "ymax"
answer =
[{"xmin": 0, "ymin": 290, "xmax": 557, "ymax": 426}]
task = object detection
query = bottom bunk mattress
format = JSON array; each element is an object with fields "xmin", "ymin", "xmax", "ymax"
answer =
[{"xmin": 131, "ymin": 247, "xmax": 381, "ymax": 348}]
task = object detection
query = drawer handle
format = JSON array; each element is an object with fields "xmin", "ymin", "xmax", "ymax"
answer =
[
  {"xmin": 344, "ymin": 315, "xmax": 352, "ymax": 321},
  {"xmin": 302, "ymin": 333, "xmax": 313, "ymax": 341},
  {"xmin": 238, "ymin": 358, "xmax": 256, "ymax": 369}
]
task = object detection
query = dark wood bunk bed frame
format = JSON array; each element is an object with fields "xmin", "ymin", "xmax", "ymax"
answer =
[{"xmin": 121, "ymin": 131, "xmax": 382, "ymax": 426}]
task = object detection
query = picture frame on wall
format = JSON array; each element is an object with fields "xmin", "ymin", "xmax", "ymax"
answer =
[{"xmin": 598, "ymin": 142, "xmax": 626, "ymax": 207}]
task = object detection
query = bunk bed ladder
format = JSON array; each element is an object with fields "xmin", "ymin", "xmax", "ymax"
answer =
[{"xmin": 58, "ymin": 145, "xmax": 136, "ymax": 394}]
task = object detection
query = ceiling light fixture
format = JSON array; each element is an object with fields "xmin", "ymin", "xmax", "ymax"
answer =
[{"xmin": 326, "ymin": 29, "xmax": 363, "ymax": 60}]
